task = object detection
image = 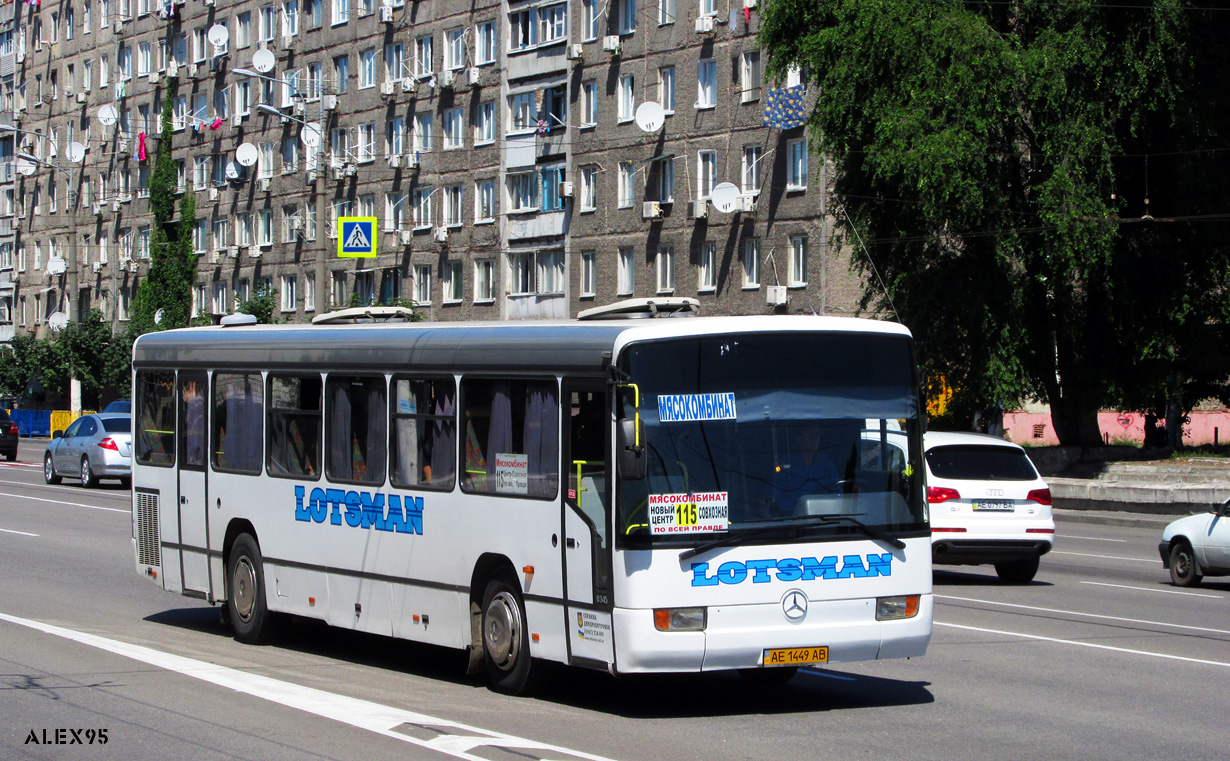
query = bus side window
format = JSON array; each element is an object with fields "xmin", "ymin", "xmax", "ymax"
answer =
[
  {"xmin": 212, "ymin": 372, "xmax": 264, "ymax": 474},
  {"xmin": 136, "ymin": 370, "xmax": 176, "ymax": 466},
  {"xmin": 326, "ymin": 375, "xmax": 387, "ymax": 486},
  {"xmin": 460, "ymin": 378, "xmax": 559, "ymax": 499},
  {"xmin": 390, "ymin": 376, "xmax": 456, "ymax": 491},
  {"xmin": 267, "ymin": 374, "xmax": 323, "ymax": 479}
]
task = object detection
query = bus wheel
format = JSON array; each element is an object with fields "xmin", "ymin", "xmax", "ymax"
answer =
[
  {"xmin": 481, "ymin": 577, "xmax": 535, "ymax": 695},
  {"xmin": 227, "ymin": 534, "xmax": 277, "ymax": 645}
]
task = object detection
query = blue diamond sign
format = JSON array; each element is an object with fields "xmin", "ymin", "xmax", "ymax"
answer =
[{"xmin": 338, "ymin": 217, "xmax": 377, "ymax": 258}]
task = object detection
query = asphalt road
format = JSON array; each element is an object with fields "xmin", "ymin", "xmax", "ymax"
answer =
[{"xmin": 1, "ymin": 438, "xmax": 1227, "ymax": 761}]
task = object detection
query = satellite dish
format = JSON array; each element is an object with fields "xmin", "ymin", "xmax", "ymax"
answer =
[
  {"xmin": 97, "ymin": 104, "xmax": 119, "ymax": 126},
  {"xmin": 154, "ymin": 309, "xmax": 165, "ymax": 325},
  {"xmin": 46, "ymin": 257, "xmax": 67, "ymax": 276},
  {"xmin": 634, "ymin": 102, "xmax": 666, "ymax": 133},
  {"xmin": 235, "ymin": 142, "xmax": 259, "ymax": 167},
  {"xmin": 207, "ymin": 25, "xmax": 229, "ymax": 51},
  {"xmin": 252, "ymin": 48, "xmax": 276, "ymax": 74},
  {"xmin": 710, "ymin": 182, "xmax": 741, "ymax": 214},
  {"xmin": 225, "ymin": 161, "xmax": 243, "ymax": 180},
  {"xmin": 67, "ymin": 142, "xmax": 87, "ymax": 164},
  {"xmin": 300, "ymin": 122, "xmax": 322, "ymax": 148},
  {"xmin": 48, "ymin": 313, "xmax": 69, "ymax": 331},
  {"xmin": 16, "ymin": 157, "xmax": 36, "ymax": 176}
]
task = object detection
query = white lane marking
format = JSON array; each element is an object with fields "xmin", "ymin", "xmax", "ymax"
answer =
[
  {"xmin": 0, "ymin": 611, "xmax": 619, "ymax": 761},
  {"xmin": 1080, "ymin": 581, "xmax": 1223, "ymax": 599},
  {"xmin": 936, "ymin": 594, "xmax": 1230, "ymax": 632},
  {"xmin": 0, "ymin": 477, "xmax": 130, "ymax": 501},
  {"xmin": 0, "ymin": 527, "xmax": 39, "ymax": 537},
  {"xmin": 1050, "ymin": 550, "xmax": 1155, "ymax": 563},
  {"xmin": 800, "ymin": 668, "xmax": 857, "ymax": 681},
  {"xmin": 934, "ymin": 622, "xmax": 1230, "ymax": 668},
  {"xmin": 0, "ymin": 462, "xmax": 42, "ymax": 469},
  {"xmin": 0, "ymin": 490, "xmax": 128, "ymax": 514},
  {"xmin": 1056, "ymin": 535, "xmax": 1127, "ymax": 543}
]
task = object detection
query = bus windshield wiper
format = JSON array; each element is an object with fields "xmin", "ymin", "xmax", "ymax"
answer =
[{"xmin": 679, "ymin": 513, "xmax": 905, "ymax": 561}]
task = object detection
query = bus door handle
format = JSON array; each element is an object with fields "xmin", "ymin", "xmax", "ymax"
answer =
[
  {"xmin": 180, "ymin": 496, "xmax": 187, "ymax": 505},
  {"xmin": 566, "ymin": 537, "xmax": 577, "ymax": 549}
]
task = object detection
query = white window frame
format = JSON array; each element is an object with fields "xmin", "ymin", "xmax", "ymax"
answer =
[
  {"xmin": 618, "ymin": 246, "xmax": 635, "ymax": 295},
  {"xmin": 697, "ymin": 58, "xmax": 716, "ymax": 109},
  {"xmin": 699, "ymin": 242, "xmax": 716, "ymax": 292},
  {"xmin": 787, "ymin": 138, "xmax": 809, "ymax": 190},
  {"xmin": 789, "ymin": 236, "xmax": 808, "ymax": 287},
  {"xmin": 656, "ymin": 246, "xmax": 675, "ymax": 293},
  {"xmin": 742, "ymin": 238, "xmax": 760, "ymax": 288}
]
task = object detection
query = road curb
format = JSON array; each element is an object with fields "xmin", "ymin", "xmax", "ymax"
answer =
[{"xmin": 1052, "ymin": 508, "xmax": 1182, "ymax": 530}]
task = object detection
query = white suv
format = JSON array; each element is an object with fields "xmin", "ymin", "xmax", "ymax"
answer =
[{"xmin": 924, "ymin": 431, "xmax": 1054, "ymax": 583}]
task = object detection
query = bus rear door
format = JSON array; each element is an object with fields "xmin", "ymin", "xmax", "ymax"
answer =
[{"xmin": 177, "ymin": 372, "xmax": 212, "ymax": 599}]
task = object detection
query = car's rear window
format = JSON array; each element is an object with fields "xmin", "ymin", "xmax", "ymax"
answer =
[
  {"xmin": 102, "ymin": 418, "xmax": 131, "ymax": 434},
  {"xmin": 926, "ymin": 445, "xmax": 1038, "ymax": 481}
]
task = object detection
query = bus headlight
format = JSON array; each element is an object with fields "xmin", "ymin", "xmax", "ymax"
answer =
[
  {"xmin": 653, "ymin": 607, "xmax": 707, "ymax": 631},
  {"xmin": 875, "ymin": 595, "xmax": 921, "ymax": 621}
]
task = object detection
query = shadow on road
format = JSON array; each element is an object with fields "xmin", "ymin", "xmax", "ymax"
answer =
[
  {"xmin": 932, "ymin": 569, "xmax": 1054, "ymax": 587},
  {"xmin": 144, "ymin": 607, "xmax": 934, "ymax": 716}
]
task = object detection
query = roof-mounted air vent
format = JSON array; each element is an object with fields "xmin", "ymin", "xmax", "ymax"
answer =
[
  {"xmin": 577, "ymin": 297, "xmax": 701, "ymax": 321},
  {"xmin": 311, "ymin": 306, "xmax": 419, "ymax": 325}
]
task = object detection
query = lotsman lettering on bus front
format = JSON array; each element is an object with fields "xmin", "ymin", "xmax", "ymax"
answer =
[
  {"xmin": 293, "ymin": 485, "xmax": 424, "ymax": 534},
  {"xmin": 689, "ymin": 553, "xmax": 893, "ymax": 586}
]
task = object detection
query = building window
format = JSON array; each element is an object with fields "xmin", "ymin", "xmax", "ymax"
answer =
[
  {"xmin": 540, "ymin": 166, "xmax": 565, "ymax": 212},
  {"xmin": 618, "ymin": 75, "xmax": 635, "ymax": 122},
  {"xmin": 332, "ymin": 0, "xmax": 349, "ymax": 25},
  {"xmin": 474, "ymin": 102, "xmax": 495, "ymax": 144},
  {"xmin": 474, "ymin": 259, "xmax": 495, "ymax": 301},
  {"xmin": 655, "ymin": 157, "xmax": 674, "ymax": 203},
  {"xmin": 742, "ymin": 146, "xmax": 763, "ymax": 195},
  {"xmin": 357, "ymin": 123, "xmax": 376, "ymax": 161},
  {"xmin": 698, "ymin": 150, "xmax": 716, "ymax": 199},
  {"xmin": 697, "ymin": 59, "xmax": 716, "ymax": 108},
  {"xmin": 580, "ymin": 165, "xmax": 597, "ymax": 211},
  {"xmin": 385, "ymin": 191, "xmax": 406, "ymax": 230},
  {"xmin": 444, "ymin": 185, "xmax": 464, "ymax": 227},
  {"xmin": 444, "ymin": 261, "xmax": 463, "ymax": 302},
  {"xmin": 787, "ymin": 139, "xmax": 809, "ymax": 190},
  {"xmin": 359, "ymin": 49, "xmax": 376, "ymax": 88},
  {"xmin": 789, "ymin": 236, "xmax": 808, "ymax": 287},
  {"xmin": 414, "ymin": 265, "xmax": 432, "ymax": 305},
  {"xmin": 581, "ymin": 252, "xmax": 596, "ymax": 297},
  {"xmin": 213, "ymin": 218, "xmax": 230, "ymax": 251},
  {"xmin": 444, "ymin": 28, "xmax": 465, "ymax": 70},
  {"xmin": 582, "ymin": 0, "xmax": 599, "ymax": 40},
  {"xmin": 537, "ymin": 251, "xmax": 563, "ymax": 294},
  {"xmin": 618, "ymin": 162, "xmax": 635, "ymax": 208},
  {"xmin": 507, "ymin": 172, "xmax": 537, "ymax": 212},
  {"xmin": 742, "ymin": 239, "xmax": 760, "ymax": 288},
  {"xmin": 656, "ymin": 247, "xmax": 674, "ymax": 293},
  {"xmin": 258, "ymin": 209, "xmax": 274, "ymax": 245},
  {"xmin": 618, "ymin": 247, "xmax": 635, "ymax": 295},
  {"xmin": 620, "ymin": 0, "xmax": 636, "ymax": 34},
  {"xmin": 414, "ymin": 35, "xmax": 433, "ymax": 77},
  {"xmin": 334, "ymin": 54, "xmax": 350, "ymax": 93},
  {"xmin": 659, "ymin": 67, "xmax": 675, "ymax": 114},
  {"xmin": 443, "ymin": 108, "xmax": 464, "ymax": 149},
  {"xmin": 476, "ymin": 22, "xmax": 497, "ymax": 64},
  {"xmin": 476, "ymin": 179, "xmax": 496, "ymax": 223},
  {"xmin": 510, "ymin": 253, "xmax": 534, "ymax": 294},
  {"xmin": 538, "ymin": 4, "xmax": 567, "ymax": 44},
  {"xmin": 212, "ymin": 282, "xmax": 229, "ymax": 315},
  {"xmin": 304, "ymin": 273, "xmax": 316, "ymax": 312},
  {"xmin": 508, "ymin": 91, "xmax": 535, "ymax": 132},
  {"xmin": 412, "ymin": 188, "xmax": 434, "ymax": 229},
  {"xmin": 413, "ymin": 113, "xmax": 433, "ymax": 153},
  {"xmin": 740, "ymin": 50, "xmax": 762, "ymax": 102},
  {"xmin": 281, "ymin": 275, "xmax": 297, "ymax": 311},
  {"xmin": 581, "ymin": 82, "xmax": 598, "ymax": 127},
  {"xmin": 659, "ymin": 0, "xmax": 675, "ymax": 25},
  {"xmin": 699, "ymin": 242, "xmax": 716, "ymax": 292}
]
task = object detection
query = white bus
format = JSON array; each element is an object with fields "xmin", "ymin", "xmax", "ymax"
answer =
[{"xmin": 132, "ymin": 302, "xmax": 931, "ymax": 693}]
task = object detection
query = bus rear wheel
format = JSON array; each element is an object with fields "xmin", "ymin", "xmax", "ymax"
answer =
[
  {"xmin": 227, "ymin": 533, "xmax": 277, "ymax": 644},
  {"xmin": 481, "ymin": 577, "xmax": 535, "ymax": 695}
]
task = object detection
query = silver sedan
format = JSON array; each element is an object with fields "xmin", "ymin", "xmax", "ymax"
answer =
[{"xmin": 44, "ymin": 413, "xmax": 133, "ymax": 488}]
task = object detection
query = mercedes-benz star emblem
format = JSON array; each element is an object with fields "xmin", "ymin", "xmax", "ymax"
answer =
[{"xmin": 781, "ymin": 589, "xmax": 808, "ymax": 622}]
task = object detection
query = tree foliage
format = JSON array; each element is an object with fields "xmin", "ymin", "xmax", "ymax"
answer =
[
  {"xmin": 0, "ymin": 311, "xmax": 131, "ymax": 407},
  {"xmin": 760, "ymin": 0, "xmax": 1230, "ymax": 445}
]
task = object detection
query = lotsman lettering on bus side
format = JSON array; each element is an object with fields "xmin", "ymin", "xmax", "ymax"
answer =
[
  {"xmin": 688, "ymin": 553, "xmax": 893, "ymax": 586},
  {"xmin": 294, "ymin": 485, "xmax": 424, "ymax": 534}
]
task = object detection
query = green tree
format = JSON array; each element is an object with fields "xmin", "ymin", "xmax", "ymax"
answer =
[
  {"xmin": 760, "ymin": 0, "xmax": 1230, "ymax": 445},
  {"xmin": 236, "ymin": 284, "xmax": 280, "ymax": 324},
  {"xmin": 0, "ymin": 311, "xmax": 130, "ymax": 408},
  {"xmin": 131, "ymin": 82, "xmax": 199, "ymax": 336}
]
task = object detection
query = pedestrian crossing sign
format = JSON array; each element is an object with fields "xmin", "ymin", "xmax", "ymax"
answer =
[{"xmin": 338, "ymin": 217, "xmax": 377, "ymax": 258}]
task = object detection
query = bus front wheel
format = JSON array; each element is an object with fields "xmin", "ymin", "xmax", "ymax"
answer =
[
  {"xmin": 481, "ymin": 576, "xmax": 535, "ymax": 695},
  {"xmin": 227, "ymin": 533, "xmax": 277, "ymax": 645}
]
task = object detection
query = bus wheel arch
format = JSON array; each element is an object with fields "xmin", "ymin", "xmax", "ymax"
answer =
[{"xmin": 224, "ymin": 524, "xmax": 279, "ymax": 645}]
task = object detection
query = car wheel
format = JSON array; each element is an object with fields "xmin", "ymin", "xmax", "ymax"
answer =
[
  {"xmin": 2, "ymin": 449, "xmax": 14, "ymax": 462},
  {"xmin": 80, "ymin": 457, "xmax": 98, "ymax": 488},
  {"xmin": 1168, "ymin": 540, "xmax": 1202, "ymax": 587},
  {"xmin": 44, "ymin": 452, "xmax": 61, "ymax": 484},
  {"xmin": 481, "ymin": 575, "xmax": 537, "ymax": 695},
  {"xmin": 227, "ymin": 533, "xmax": 279, "ymax": 644},
  {"xmin": 994, "ymin": 556, "xmax": 1040, "ymax": 584}
]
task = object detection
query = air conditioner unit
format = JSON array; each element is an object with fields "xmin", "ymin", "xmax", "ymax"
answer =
[
  {"xmin": 466, "ymin": 67, "xmax": 480, "ymax": 86},
  {"xmin": 228, "ymin": 245, "xmax": 240, "ymax": 258},
  {"xmin": 150, "ymin": 70, "xmax": 160, "ymax": 83},
  {"xmin": 380, "ymin": 80, "xmax": 395, "ymax": 96},
  {"xmin": 440, "ymin": 69, "xmax": 456, "ymax": 88},
  {"xmin": 167, "ymin": 60, "xmax": 180, "ymax": 78},
  {"xmin": 380, "ymin": 6, "xmax": 394, "ymax": 22},
  {"xmin": 400, "ymin": 77, "xmax": 416, "ymax": 93},
  {"xmin": 745, "ymin": 0, "xmax": 758, "ymax": 7},
  {"xmin": 113, "ymin": 20, "xmax": 123, "ymax": 34},
  {"xmin": 231, "ymin": 113, "xmax": 242, "ymax": 127},
  {"xmin": 209, "ymin": 187, "xmax": 219, "ymax": 200},
  {"xmin": 92, "ymin": 202, "xmax": 103, "ymax": 215},
  {"xmin": 111, "ymin": 200, "xmax": 121, "ymax": 212},
  {"xmin": 248, "ymin": 245, "xmax": 260, "ymax": 257},
  {"xmin": 294, "ymin": 100, "xmax": 305, "ymax": 115},
  {"xmin": 558, "ymin": 181, "xmax": 574, "ymax": 198},
  {"xmin": 258, "ymin": 177, "xmax": 271, "ymax": 191},
  {"xmin": 281, "ymin": 35, "xmax": 295, "ymax": 50},
  {"xmin": 388, "ymin": 154, "xmax": 402, "ymax": 168},
  {"xmin": 642, "ymin": 201, "xmax": 662, "ymax": 220},
  {"xmin": 323, "ymin": 94, "xmax": 337, "ymax": 111},
  {"xmin": 695, "ymin": 16, "xmax": 717, "ymax": 34},
  {"xmin": 118, "ymin": 139, "xmax": 130, "ymax": 154},
  {"xmin": 209, "ymin": 57, "xmax": 225, "ymax": 73},
  {"xmin": 210, "ymin": 252, "xmax": 222, "ymax": 264},
  {"xmin": 433, "ymin": 227, "xmax": 449, "ymax": 243},
  {"xmin": 343, "ymin": 163, "xmax": 357, "ymax": 177},
  {"xmin": 75, "ymin": 92, "xmax": 86, "ymax": 104},
  {"xmin": 766, "ymin": 285, "xmax": 788, "ymax": 306},
  {"xmin": 404, "ymin": 153, "xmax": 418, "ymax": 169},
  {"xmin": 91, "ymin": 262, "xmax": 102, "ymax": 273},
  {"xmin": 689, "ymin": 200, "xmax": 708, "ymax": 220},
  {"xmin": 735, "ymin": 195, "xmax": 757, "ymax": 213},
  {"xmin": 398, "ymin": 229, "xmax": 413, "ymax": 245},
  {"xmin": 120, "ymin": 257, "xmax": 132, "ymax": 268},
  {"xmin": 204, "ymin": 0, "xmax": 215, "ymax": 6},
  {"xmin": 566, "ymin": 44, "xmax": 583, "ymax": 61},
  {"xmin": 601, "ymin": 36, "xmax": 621, "ymax": 54},
  {"xmin": 187, "ymin": 63, "xmax": 198, "ymax": 78},
  {"xmin": 330, "ymin": 165, "xmax": 345, "ymax": 181}
]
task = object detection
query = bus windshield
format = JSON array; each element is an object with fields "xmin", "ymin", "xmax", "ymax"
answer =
[{"xmin": 617, "ymin": 331, "xmax": 926, "ymax": 547}]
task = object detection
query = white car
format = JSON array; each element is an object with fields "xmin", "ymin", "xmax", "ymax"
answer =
[
  {"xmin": 924, "ymin": 431, "xmax": 1054, "ymax": 583},
  {"xmin": 1158, "ymin": 501, "xmax": 1230, "ymax": 586}
]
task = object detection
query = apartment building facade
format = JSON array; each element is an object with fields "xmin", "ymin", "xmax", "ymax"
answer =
[{"xmin": 0, "ymin": 0, "xmax": 864, "ymax": 341}]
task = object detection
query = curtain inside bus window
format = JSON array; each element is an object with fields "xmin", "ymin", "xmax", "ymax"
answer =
[
  {"xmin": 390, "ymin": 377, "xmax": 456, "ymax": 490},
  {"xmin": 461, "ymin": 378, "xmax": 558, "ymax": 499},
  {"xmin": 213, "ymin": 372, "xmax": 263, "ymax": 474},
  {"xmin": 267, "ymin": 374, "xmax": 322, "ymax": 479},
  {"xmin": 136, "ymin": 371, "xmax": 175, "ymax": 466},
  {"xmin": 326, "ymin": 375, "xmax": 387, "ymax": 485}
]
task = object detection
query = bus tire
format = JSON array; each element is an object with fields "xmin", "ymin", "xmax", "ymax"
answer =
[
  {"xmin": 481, "ymin": 576, "xmax": 536, "ymax": 695},
  {"xmin": 227, "ymin": 533, "xmax": 277, "ymax": 645}
]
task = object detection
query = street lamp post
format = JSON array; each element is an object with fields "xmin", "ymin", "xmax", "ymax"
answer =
[{"xmin": 236, "ymin": 68, "xmax": 328, "ymax": 316}]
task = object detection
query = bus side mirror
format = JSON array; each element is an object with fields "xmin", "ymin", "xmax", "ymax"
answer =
[{"xmin": 617, "ymin": 418, "xmax": 647, "ymax": 481}]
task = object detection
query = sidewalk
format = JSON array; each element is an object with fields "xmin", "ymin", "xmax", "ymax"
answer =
[
  {"xmin": 1052, "ymin": 508, "xmax": 1178, "ymax": 530},
  {"xmin": 1042, "ymin": 455, "xmax": 1230, "ymax": 522}
]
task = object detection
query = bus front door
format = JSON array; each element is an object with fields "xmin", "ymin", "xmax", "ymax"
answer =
[
  {"xmin": 562, "ymin": 384, "xmax": 614, "ymax": 666},
  {"xmin": 177, "ymin": 372, "xmax": 212, "ymax": 599}
]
